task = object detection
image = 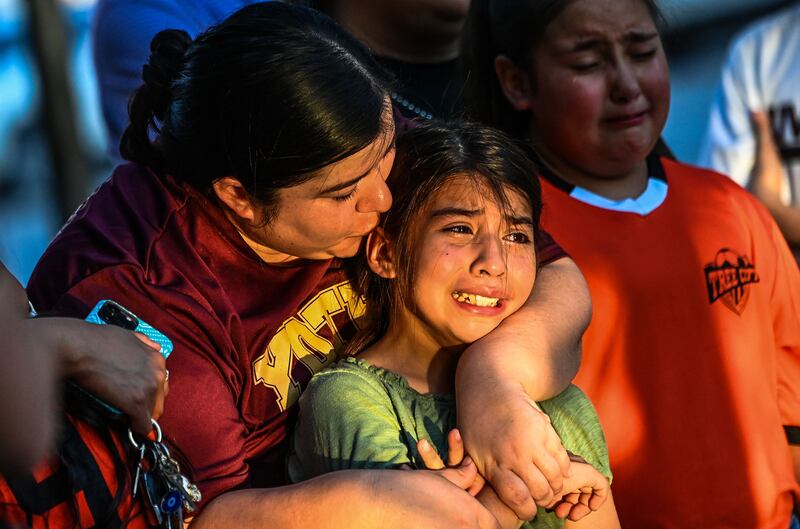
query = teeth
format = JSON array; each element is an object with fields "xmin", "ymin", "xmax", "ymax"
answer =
[{"xmin": 452, "ymin": 291, "xmax": 500, "ymax": 307}]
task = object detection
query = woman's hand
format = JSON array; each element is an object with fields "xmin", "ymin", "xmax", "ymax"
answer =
[
  {"xmin": 41, "ymin": 317, "xmax": 168, "ymax": 434},
  {"xmin": 457, "ymin": 378, "xmax": 571, "ymax": 520}
]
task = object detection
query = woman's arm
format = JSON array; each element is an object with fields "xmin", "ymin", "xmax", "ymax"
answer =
[
  {"xmin": 38, "ymin": 316, "xmax": 167, "ymax": 434},
  {"xmin": 192, "ymin": 469, "xmax": 502, "ymax": 529},
  {"xmin": 456, "ymin": 257, "xmax": 591, "ymax": 519}
]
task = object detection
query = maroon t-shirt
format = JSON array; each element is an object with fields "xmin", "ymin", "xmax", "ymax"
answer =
[
  {"xmin": 27, "ymin": 162, "xmax": 566, "ymax": 509},
  {"xmin": 27, "ymin": 164, "xmax": 362, "ymax": 507}
]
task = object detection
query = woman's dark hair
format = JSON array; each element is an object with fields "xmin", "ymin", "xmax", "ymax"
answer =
[
  {"xmin": 121, "ymin": 1, "xmax": 391, "ymax": 217},
  {"xmin": 346, "ymin": 120, "xmax": 542, "ymax": 354},
  {"xmin": 288, "ymin": 0, "xmax": 335, "ymax": 15},
  {"xmin": 458, "ymin": 0, "xmax": 663, "ymax": 138}
]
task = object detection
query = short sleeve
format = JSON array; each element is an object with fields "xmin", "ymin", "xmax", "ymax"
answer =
[
  {"xmin": 538, "ymin": 384, "xmax": 612, "ymax": 482},
  {"xmin": 289, "ymin": 367, "xmax": 413, "ymax": 482},
  {"xmin": 536, "ymin": 229, "xmax": 567, "ymax": 266}
]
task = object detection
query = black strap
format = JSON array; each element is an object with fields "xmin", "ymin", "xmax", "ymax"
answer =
[
  {"xmin": 60, "ymin": 419, "xmax": 124, "ymax": 528},
  {"xmin": 4, "ymin": 419, "xmax": 124, "ymax": 528},
  {"xmin": 4, "ymin": 464, "xmax": 71, "ymax": 515},
  {"xmin": 785, "ymin": 425, "xmax": 800, "ymax": 445}
]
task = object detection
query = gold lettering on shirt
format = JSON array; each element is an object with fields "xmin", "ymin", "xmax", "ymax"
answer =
[{"xmin": 252, "ymin": 281, "xmax": 366, "ymax": 411}]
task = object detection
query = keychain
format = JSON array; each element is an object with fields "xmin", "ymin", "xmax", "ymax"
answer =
[{"xmin": 129, "ymin": 420, "xmax": 201, "ymax": 528}]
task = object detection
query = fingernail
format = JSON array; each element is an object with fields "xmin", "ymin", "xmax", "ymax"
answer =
[
  {"xmin": 463, "ymin": 456, "xmax": 472, "ymax": 466},
  {"xmin": 420, "ymin": 439, "xmax": 430, "ymax": 450},
  {"xmin": 453, "ymin": 429, "xmax": 461, "ymax": 441}
]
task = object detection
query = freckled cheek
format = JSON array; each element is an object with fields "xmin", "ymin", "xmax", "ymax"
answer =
[{"xmin": 418, "ymin": 245, "xmax": 464, "ymax": 284}]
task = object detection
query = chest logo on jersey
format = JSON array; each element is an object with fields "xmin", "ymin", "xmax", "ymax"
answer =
[
  {"xmin": 251, "ymin": 281, "xmax": 365, "ymax": 412},
  {"xmin": 704, "ymin": 248, "xmax": 760, "ymax": 315}
]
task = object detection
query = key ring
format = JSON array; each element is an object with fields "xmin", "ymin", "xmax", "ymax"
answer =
[{"xmin": 128, "ymin": 418, "xmax": 163, "ymax": 449}]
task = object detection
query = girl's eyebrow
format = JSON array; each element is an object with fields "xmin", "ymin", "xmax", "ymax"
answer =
[
  {"xmin": 507, "ymin": 215, "xmax": 534, "ymax": 226},
  {"xmin": 431, "ymin": 208, "xmax": 534, "ymax": 226},
  {"xmin": 430, "ymin": 207, "xmax": 482, "ymax": 218}
]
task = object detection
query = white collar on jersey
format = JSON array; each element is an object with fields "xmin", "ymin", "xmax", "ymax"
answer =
[{"xmin": 569, "ymin": 177, "xmax": 668, "ymax": 216}]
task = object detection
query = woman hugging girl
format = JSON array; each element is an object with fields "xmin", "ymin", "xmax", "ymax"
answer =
[{"xmin": 289, "ymin": 121, "xmax": 620, "ymax": 529}]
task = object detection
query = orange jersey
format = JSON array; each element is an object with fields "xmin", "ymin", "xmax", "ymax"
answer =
[
  {"xmin": 540, "ymin": 156, "xmax": 800, "ymax": 529},
  {"xmin": 0, "ymin": 415, "xmax": 150, "ymax": 529}
]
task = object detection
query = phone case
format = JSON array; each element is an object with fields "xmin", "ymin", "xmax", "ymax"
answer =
[
  {"xmin": 85, "ymin": 299, "xmax": 173, "ymax": 358},
  {"xmin": 65, "ymin": 300, "xmax": 175, "ymax": 423}
]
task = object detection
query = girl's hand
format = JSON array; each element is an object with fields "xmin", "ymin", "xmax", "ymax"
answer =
[
  {"xmin": 416, "ymin": 429, "xmax": 485, "ymax": 497},
  {"xmin": 547, "ymin": 457, "xmax": 609, "ymax": 522}
]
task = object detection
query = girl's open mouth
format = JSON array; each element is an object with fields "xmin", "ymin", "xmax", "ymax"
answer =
[{"xmin": 451, "ymin": 291, "xmax": 502, "ymax": 308}]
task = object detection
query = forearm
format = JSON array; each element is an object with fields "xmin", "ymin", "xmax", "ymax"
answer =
[
  {"xmin": 0, "ymin": 269, "xmax": 58, "ymax": 471},
  {"xmin": 458, "ymin": 257, "xmax": 589, "ymax": 401},
  {"xmin": 191, "ymin": 472, "xmax": 375, "ymax": 529},
  {"xmin": 191, "ymin": 469, "xmax": 498, "ymax": 529}
]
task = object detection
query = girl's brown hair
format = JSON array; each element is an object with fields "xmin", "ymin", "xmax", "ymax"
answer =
[{"xmin": 346, "ymin": 120, "xmax": 542, "ymax": 355}]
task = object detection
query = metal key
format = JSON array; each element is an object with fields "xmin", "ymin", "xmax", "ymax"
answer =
[
  {"xmin": 151, "ymin": 441, "xmax": 201, "ymax": 512},
  {"xmin": 141, "ymin": 466, "xmax": 165, "ymax": 526},
  {"xmin": 128, "ymin": 420, "xmax": 201, "ymax": 527},
  {"xmin": 132, "ymin": 443, "xmax": 146, "ymax": 498}
]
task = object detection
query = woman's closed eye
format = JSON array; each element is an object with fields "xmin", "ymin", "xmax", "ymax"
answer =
[{"xmin": 331, "ymin": 185, "xmax": 358, "ymax": 202}]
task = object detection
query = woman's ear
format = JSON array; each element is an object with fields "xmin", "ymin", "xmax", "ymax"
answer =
[
  {"xmin": 494, "ymin": 55, "xmax": 534, "ymax": 111},
  {"xmin": 366, "ymin": 228, "xmax": 397, "ymax": 279},
  {"xmin": 213, "ymin": 177, "xmax": 256, "ymax": 222}
]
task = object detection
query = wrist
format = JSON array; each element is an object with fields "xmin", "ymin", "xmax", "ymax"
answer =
[
  {"xmin": 457, "ymin": 341, "xmax": 539, "ymax": 399},
  {"xmin": 37, "ymin": 317, "xmax": 90, "ymax": 378},
  {"xmin": 193, "ymin": 472, "xmax": 374, "ymax": 529}
]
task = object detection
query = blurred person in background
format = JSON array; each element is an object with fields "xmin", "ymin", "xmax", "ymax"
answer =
[
  {"xmin": 293, "ymin": 0, "xmax": 468, "ymax": 121},
  {"xmin": 29, "ymin": 3, "xmax": 593, "ymax": 526},
  {"xmin": 93, "ymin": 0, "xmax": 471, "ymax": 152},
  {"xmin": 459, "ymin": 0, "xmax": 800, "ymax": 527},
  {"xmin": 699, "ymin": 2, "xmax": 800, "ymax": 260}
]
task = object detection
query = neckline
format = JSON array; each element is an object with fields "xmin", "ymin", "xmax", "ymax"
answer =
[
  {"xmin": 539, "ymin": 153, "xmax": 668, "ymax": 215},
  {"xmin": 569, "ymin": 177, "xmax": 667, "ymax": 215},
  {"xmin": 340, "ymin": 356, "xmax": 455, "ymax": 401}
]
